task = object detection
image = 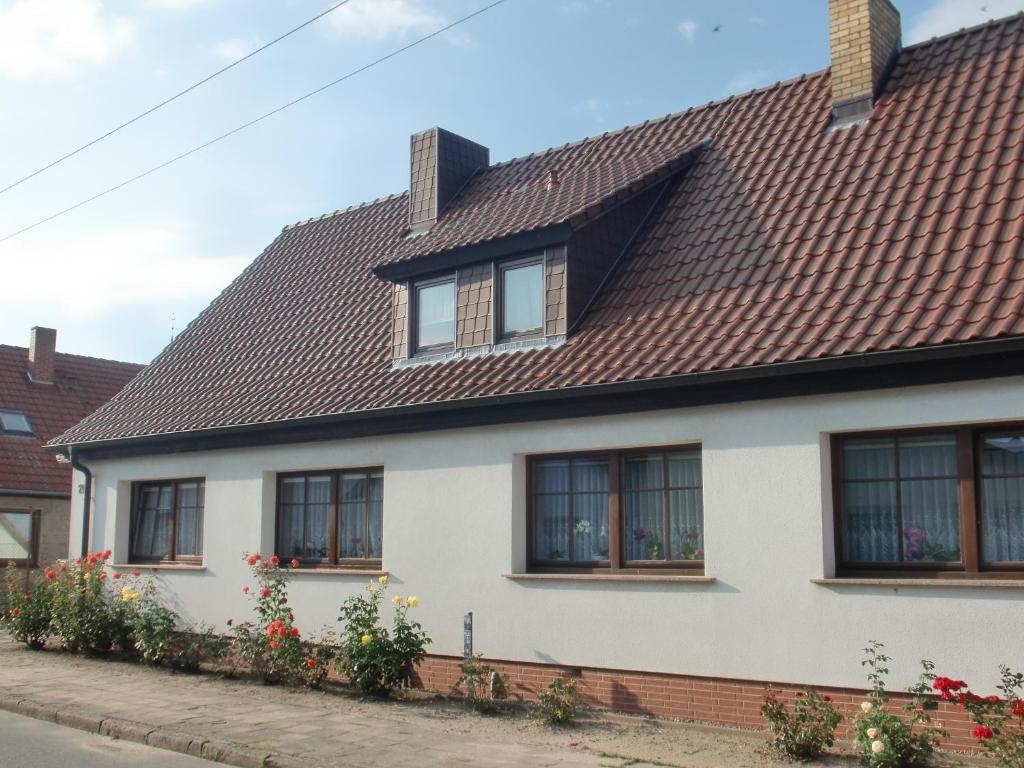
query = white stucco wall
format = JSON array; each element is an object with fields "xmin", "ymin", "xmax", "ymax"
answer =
[{"xmin": 68, "ymin": 376, "xmax": 1024, "ymax": 691}]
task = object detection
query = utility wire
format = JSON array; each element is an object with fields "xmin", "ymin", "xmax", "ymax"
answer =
[
  {"xmin": 0, "ymin": 0, "xmax": 355, "ymax": 197},
  {"xmin": 0, "ymin": 0, "xmax": 508, "ymax": 245}
]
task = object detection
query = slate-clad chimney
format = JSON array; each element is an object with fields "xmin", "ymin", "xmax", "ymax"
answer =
[
  {"xmin": 829, "ymin": 0, "xmax": 902, "ymax": 124},
  {"xmin": 28, "ymin": 326, "xmax": 56, "ymax": 384},
  {"xmin": 409, "ymin": 127, "xmax": 489, "ymax": 231}
]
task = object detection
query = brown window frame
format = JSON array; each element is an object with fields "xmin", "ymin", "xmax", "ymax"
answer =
[
  {"xmin": 0, "ymin": 508, "xmax": 39, "ymax": 567},
  {"xmin": 832, "ymin": 422, "xmax": 1024, "ymax": 579},
  {"xmin": 129, "ymin": 478, "xmax": 205, "ymax": 565},
  {"xmin": 411, "ymin": 274, "xmax": 457, "ymax": 355},
  {"xmin": 275, "ymin": 467, "xmax": 383, "ymax": 570},
  {"xmin": 496, "ymin": 254, "xmax": 545, "ymax": 342},
  {"xmin": 527, "ymin": 445, "xmax": 705, "ymax": 575}
]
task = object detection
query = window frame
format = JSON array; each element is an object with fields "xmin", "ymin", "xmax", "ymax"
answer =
[
  {"xmin": 411, "ymin": 274, "xmax": 457, "ymax": 355},
  {"xmin": 0, "ymin": 509, "xmax": 39, "ymax": 567},
  {"xmin": 526, "ymin": 445, "xmax": 704, "ymax": 575},
  {"xmin": 129, "ymin": 478, "xmax": 205, "ymax": 565},
  {"xmin": 275, "ymin": 467, "xmax": 383, "ymax": 570},
  {"xmin": 0, "ymin": 410, "xmax": 33, "ymax": 436},
  {"xmin": 831, "ymin": 422, "xmax": 1024, "ymax": 579},
  {"xmin": 496, "ymin": 254, "xmax": 545, "ymax": 342}
]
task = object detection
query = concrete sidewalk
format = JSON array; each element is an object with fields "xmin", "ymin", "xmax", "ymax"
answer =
[{"xmin": 0, "ymin": 635, "xmax": 874, "ymax": 768}]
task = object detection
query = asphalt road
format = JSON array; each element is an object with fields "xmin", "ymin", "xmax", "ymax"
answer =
[{"xmin": 0, "ymin": 710, "xmax": 207, "ymax": 768}]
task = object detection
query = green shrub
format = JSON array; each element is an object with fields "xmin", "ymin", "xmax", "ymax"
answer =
[
  {"xmin": 48, "ymin": 551, "xmax": 132, "ymax": 655},
  {"xmin": 852, "ymin": 641, "xmax": 946, "ymax": 768},
  {"xmin": 3, "ymin": 563, "xmax": 52, "ymax": 649},
  {"xmin": 761, "ymin": 687, "xmax": 842, "ymax": 759},
  {"xmin": 337, "ymin": 576, "xmax": 430, "ymax": 695},
  {"xmin": 453, "ymin": 652, "xmax": 507, "ymax": 713},
  {"xmin": 534, "ymin": 676, "xmax": 580, "ymax": 725}
]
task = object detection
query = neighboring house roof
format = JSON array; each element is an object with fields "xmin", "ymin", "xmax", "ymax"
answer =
[
  {"xmin": 53, "ymin": 16, "xmax": 1024, "ymax": 448},
  {"xmin": 0, "ymin": 345, "xmax": 142, "ymax": 493}
]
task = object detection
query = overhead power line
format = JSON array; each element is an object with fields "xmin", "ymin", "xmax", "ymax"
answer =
[
  {"xmin": 0, "ymin": 0, "xmax": 355, "ymax": 197},
  {"xmin": 0, "ymin": 0, "xmax": 509, "ymax": 245}
]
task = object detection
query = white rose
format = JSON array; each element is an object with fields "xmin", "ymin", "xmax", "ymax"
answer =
[
  {"xmin": 866, "ymin": 728, "xmax": 879, "ymax": 738},
  {"xmin": 861, "ymin": 701, "xmax": 874, "ymax": 713},
  {"xmin": 871, "ymin": 740, "xmax": 885, "ymax": 754}
]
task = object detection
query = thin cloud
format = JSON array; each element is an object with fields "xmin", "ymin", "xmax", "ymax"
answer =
[
  {"xmin": 0, "ymin": 0, "xmax": 136, "ymax": 80},
  {"xmin": 211, "ymin": 37, "xmax": 259, "ymax": 62},
  {"xmin": 678, "ymin": 19, "xmax": 697, "ymax": 42},
  {"xmin": 326, "ymin": 0, "xmax": 444, "ymax": 40},
  {"xmin": 145, "ymin": 0, "xmax": 214, "ymax": 10},
  {"xmin": 907, "ymin": 0, "xmax": 1024, "ymax": 43},
  {"xmin": 747, "ymin": 15, "xmax": 768, "ymax": 26}
]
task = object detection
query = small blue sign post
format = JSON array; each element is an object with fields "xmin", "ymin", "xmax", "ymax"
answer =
[{"xmin": 463, "ymin": 612, "xmax": 473, "ymax": 657}]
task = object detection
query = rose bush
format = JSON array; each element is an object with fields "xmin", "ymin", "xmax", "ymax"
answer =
[
  {"xmin": 761, "ymin": 687, "xmax": 842, "ymax": 759},
  {"xmin": 48, "ymin": 551, "xmax": 134, "ymax": 654},
  {"xmin": 337, "ymin": 575, "xmax": 430, "ymax": 695},
  {"xmin": 3, "ymin": 562, "xmax": 52, "ymax": 648},
  {"xmin": 932, "ymin": 667, "xmax": 1024, "ymax": 768}
]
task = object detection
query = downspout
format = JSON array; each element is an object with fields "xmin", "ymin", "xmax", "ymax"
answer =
[{"xmin": 68, "ymin": 447, "xmax": 92, "ymax": 557}]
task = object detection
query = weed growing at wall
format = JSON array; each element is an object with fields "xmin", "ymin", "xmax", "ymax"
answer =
[
  {"xmin": 761, "ymin": 687, "xmax": 842, "ymax": 759},
  {"xmin": 533, "ymin": 676, "xmax": 580, "ymax": 725}
]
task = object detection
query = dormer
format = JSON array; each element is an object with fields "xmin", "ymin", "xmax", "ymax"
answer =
[{"xmin": 378, "ymin": 128, "xmax": 711, "ymax": 365}]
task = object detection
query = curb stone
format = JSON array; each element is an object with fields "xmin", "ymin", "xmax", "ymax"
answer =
[{"xmin": 0, "ymin": 690, "xmax": 303, "ymax": 768}]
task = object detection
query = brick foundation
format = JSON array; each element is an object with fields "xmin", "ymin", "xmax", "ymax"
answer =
[{"xmin": 414, "ymin": 654, "xmax": 981, "ymax": 753}]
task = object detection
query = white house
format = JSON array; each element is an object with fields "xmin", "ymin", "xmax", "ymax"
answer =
[{"xmin": 50, "ymin": 0, "xmax": 1024, "ymax": 743}]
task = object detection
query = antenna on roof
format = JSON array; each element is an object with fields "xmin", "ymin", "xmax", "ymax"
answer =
[{"xmin": 170, "ymin": 312, "xmax": 176, "ymax": 342}]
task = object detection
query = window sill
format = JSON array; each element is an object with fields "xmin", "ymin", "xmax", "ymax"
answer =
[
  {"xmin": 113, "ymin": 563, "xmax": 206, "ymax": 572},
  {"xmin": 291, "ymin": 568, "xmax": 387, "ymax": 577},
  {"xmin": 812, "ymin": 578, "xmax": 1024, "ymax": 589},
  {"xmin": 504, "ymin": 573, "xmax": 715, "ymax": 584}
]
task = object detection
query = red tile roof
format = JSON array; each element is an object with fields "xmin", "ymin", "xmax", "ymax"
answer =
[
  {"xmin": 53, "ymin": 16, "xmax": 1024, "ymax": 447},
  {"xmin": 0, "ymin": 345, "xmax": 142, "ymax": 492}
]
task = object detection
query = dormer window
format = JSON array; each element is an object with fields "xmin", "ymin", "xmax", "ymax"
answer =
[
  {"xmin": 0, "ymin": 410, "xmax": 32, "ymax": 436},
  {"xmin": 499, "ymin": 257, "xmax": 544, "ymax": 340},
  {"xmin": 414, "ymin": 275, "xmax": 456, "ymax": 354}
]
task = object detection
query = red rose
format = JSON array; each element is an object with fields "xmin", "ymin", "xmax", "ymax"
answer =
[
  {"xmin": 45, "ymin": 570, "xmax": 56, "ymax": 580},
  {"xmin": 242, "ymin": 586, "xmax": 250, "ymax": 594},
  {"xmin": 102, "ymin": 549, "xmax": 112, "ymax": 560},
  {"xmin": 59, "ymin": 562, "xmax": 68, "ymax": 571},
  {"xmin": 87, "ymin": 554, "xmax": 98, "ymax": 565},
  {"xmin": 1012, "ymin": 700, "xmax": 1024, "ymax": 717},
  {"xmin": 113, "ymin": 572, "xmax": 122, "ymax": 580},
  {"xmin": 974, "ymin": 725, "xmax": 993, "ymax": 740},
  {"xmin": 20, "ymin": 594, "xmax": 28, "ymax": 602},
  {"xmin": 99, "ymin": 572, "xmax": 107, "ymax": 580},
  {"xmin": 131, "ymin": 570, "xmax": 141, "ymax": 578},
  {"xmin": 246, "ymin": 554, "xmax": 260, "ymax": 566},
  {"xmin": 269, "ymin": 555, "xmax": 280, "ymax": 565},
  {"xmin": 269, "ymin": 641, "xmax": 279, "ymax": 650},
  {"xmin": 290, "ymin": 627, "xmax": 299, "ymax": 638},
  {"xmin": 261, "ymin": 588, "xmax": 271, "ymax": 598},
  {"xmin": 11, "ymin": 608, "xmax": 20, "ymax": 617},
  {"xmin": 985, "ymin": 695, "xmax": 1001, "ymax": 703},
  {"xmin": 290, "ymin": 559, "xmax": 300, "ymax": 569},
  {"xmin": 226, "ymin": 619, "xmax": 233, "ymax": 626},
  {"xmin": 306, "ymin": 658, "xmax": 316, "ymax": 669}
]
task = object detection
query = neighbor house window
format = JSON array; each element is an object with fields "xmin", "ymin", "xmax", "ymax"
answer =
[
  {"xmin": 0, "ymin": 510, "xmax": 36, "ymax": 565},
  {"xmin": 529, "ymin": 447, "xmax": 703, "ymax": 572},
  {"xmin": 277, "ymin": 468, "xmax": 382, "ymax": 567},
  {"xmin": 834, "ymin": 425, "xmax": 1024, "ymax": 576},
  {"xmin": 130, "ymin": 479, "xmax": 204, "ymax": 563},
  {"xmin": 0, "ymin": 410, "xmax": 32, "ymax": 435},
  {"xmin": 499, "ymin": 257, "xmax": 544, "ymax": 339},
  {"xmin": 413, "ymin": 276, "xmax": 456, "ymax": 353}
]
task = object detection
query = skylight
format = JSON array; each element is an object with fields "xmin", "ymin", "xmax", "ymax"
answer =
[{"xmin": 0, "ymin": 410, "xmax": 33, "ymax": 435}]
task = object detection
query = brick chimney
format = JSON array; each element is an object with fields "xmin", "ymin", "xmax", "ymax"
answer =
[
  {"xmin": 28, "ymin": 326, "xmax": 56, "ymax": 384},
  {"xmin": 829, "ymin": 0, "xmax": 902, "ymax": 124},
  {"xmin": 408, "ymin": 128, "xmax": 488, "ymax": 232}
]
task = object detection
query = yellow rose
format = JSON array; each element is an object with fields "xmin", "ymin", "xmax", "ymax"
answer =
[
  {"xmin": 392, "ymin": 595, "xmax": 402, "ymax": 605},
  {"xmin": 407, "ymin": 595, "xmax": 418, "ymax": 608},
  {"xmin": 378, "ymin": 575, "xmax": 388, "ymax": 586},
  {"xmin": 361, "ymin": 634, "xmax": 372, "ymax": 646},
  {"xmin": 367, "ymin": 585, "xmax": 378, "ymax": 594}
]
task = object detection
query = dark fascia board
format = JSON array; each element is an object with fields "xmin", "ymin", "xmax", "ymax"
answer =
[
  {"xmin": 53, "ymin": 336, "xmax": 1024, "ymax": 462},
  {"xmin": 373, "ymin": 223, "xmax": 572, "ymax": 282},
  {"xmin": 0, "ymin": 488, "xmax": 71, "ymax": 499}
]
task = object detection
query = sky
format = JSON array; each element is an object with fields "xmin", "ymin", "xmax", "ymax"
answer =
[{"xmin": 0, "ymin": 0, "xmax": 1021, "ymax": 364}]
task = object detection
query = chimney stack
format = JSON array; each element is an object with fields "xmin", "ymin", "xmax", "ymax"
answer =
[
  {"xmin": 28, "ymin": 326, "xmax": 56, "ymax": 384},
  {"xmin": 829, "ymin": 0, "xmax": 902, "ymax": 124},
  {"xmin": 409, "ymin": 128, "xmax": 488, "ymax": 232}
]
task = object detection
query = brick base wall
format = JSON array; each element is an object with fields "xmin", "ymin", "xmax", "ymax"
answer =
[{"xmin": 414, "ymin": 654, "xmax": 981, "ymax": 753}]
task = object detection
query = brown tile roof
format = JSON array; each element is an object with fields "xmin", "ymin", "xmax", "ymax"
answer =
[
  {"xmin": 53, "ymin": 15, "xmax": 1024, "ymax": 447},
  {"xmin": 0, "ymin": 346, "xmax": 142, "ymax": 492}
]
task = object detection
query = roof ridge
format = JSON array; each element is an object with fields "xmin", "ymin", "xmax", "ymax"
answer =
[
  {"xmin": 902, "ymin": 9, "xmax": 1024, "ymax": 53},
  {"xmin": 0, "ymin": 343, "xmax": 143, "ymax": 368},
  {"xmin": 281, "ymin": 191, "xmax": 408, "ymax": 232}
]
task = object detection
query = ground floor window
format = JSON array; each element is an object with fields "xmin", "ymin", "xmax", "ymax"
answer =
[
  {"xmin": 834, "ymin": 424, "xmax": 1024, "ymax": 577},
  {"xmin": 277, "ymin": 468, "xmax": 382, "ymax": 567},
  {"xmin": 0, "ymin": 509, "xmax": 36, "ymax": 565},
  {"xmin": 130, "ymin": 479, "xmax": 204, "ymax": 563},
  {"xmin": 529, "ymin": 447, "xmax": 703, "ymax": 573}
]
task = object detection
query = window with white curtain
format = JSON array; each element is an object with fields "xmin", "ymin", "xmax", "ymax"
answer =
[
  {"xmin": 835, "ymin": 426, "xmax": 1024, "ymax": 576},
  {"xmin": 0, "ymin": 510, "xmax": 35, "ymax": 564},
  {"xmin": 530, "ymin": 447, "xmax": 704, "ymax": 571},
  {"xmin": 277, "ymin": 468, "xmax": 383, "ymax": 567},
  {"xmin": 130, "ymin": 479, "xmax": 204, "ymax": 563}
]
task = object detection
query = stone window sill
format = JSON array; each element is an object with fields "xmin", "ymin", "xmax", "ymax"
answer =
[
  {"xmin": 812, "ymin": 578, "xmax": 1024, "ymax": 589},
  {"xmin": 112, "ymin": 563, "xmax": 206, "ymax": 572},
  {"xmin": 291, "ymin": 568, "xmax": 387, "ymax": 577},
  {"xmin": 503, "ymin": 573, "xmax": 715, "ymax": 584}
]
